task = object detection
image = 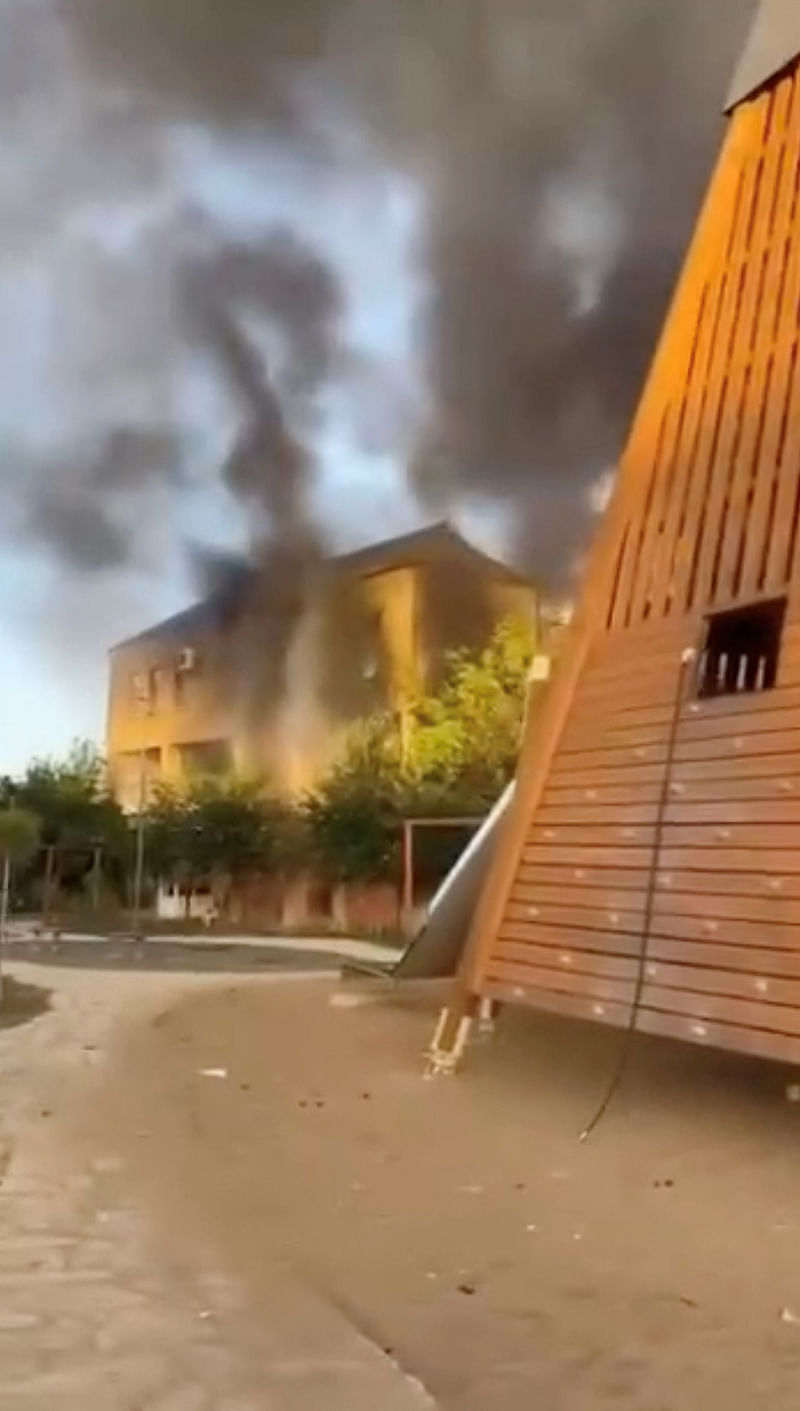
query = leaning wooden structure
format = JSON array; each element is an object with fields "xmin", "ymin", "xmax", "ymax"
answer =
[{"xmin": 432, "ymin": 0, "xmax": 800, "ymax": 1071}]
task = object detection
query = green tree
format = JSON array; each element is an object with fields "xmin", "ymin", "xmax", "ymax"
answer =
[
  {"xmin": 146, "ymin": 777, "xmax": 298, "ymax": 899},
  {"xmin": 305, "ymin": 616, "xmax": 536, "ymax": 882},
  {"xmin": 408, "ymin": 616, "xmax": 535, "ymax": 807},
  {"xmin": 14, "ymin": 741, "xmax": 126, "ymax": 853},
  {"xmin": 0, "ymin": 808, "xmax": 40, "ymax": 865},
  {"xmin": 2, "ymin": 742, "xmax": 129, "ymax": 910}
]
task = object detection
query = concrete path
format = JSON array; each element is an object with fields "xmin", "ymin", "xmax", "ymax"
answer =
[{"xmin": 0, "ymin": 964, "xmax": 435, "ymax": 1410}]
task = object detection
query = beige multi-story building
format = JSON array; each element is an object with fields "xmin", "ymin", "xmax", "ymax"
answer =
[{"xmin": 107, "ymin": 522, "xmax": 540, "ymax": 810}]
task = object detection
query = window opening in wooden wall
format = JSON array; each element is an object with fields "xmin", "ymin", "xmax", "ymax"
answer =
[{"xmin": 697, "ymin": 597, "xmax": 786, "ymax": 698}]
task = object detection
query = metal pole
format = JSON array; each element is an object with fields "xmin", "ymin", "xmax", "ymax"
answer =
[
  {"xmin": 90, "ymin": 844, "xmax": 102, "ymax": 913},
  {"xmin": 402, "ymin": 820, "xmax": 414, "ymax": 929},
  {"xmin": 131, "ymin": 758, "xmax": 147, "ymax": 941},
  {"xmin": 131, "ymin": 686, "xmax": 151, "ymax": 941},
  {"xmin": 0, "ymin": 853, "xmax": 10, "ymax": 1005}
]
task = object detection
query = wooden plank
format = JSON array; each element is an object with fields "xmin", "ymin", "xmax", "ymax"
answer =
[
  {"xmin": 537, "ymin": 798, "xmax": 800, "ymax": 828},
  {"xmin": 545, "ymin": 775, "xmax": 800, "ymax": 808},
  {"xmin": 486, "ymin": 959, "xmax": 635, "ymax": 1006},
  {"xmin": 643, "ymin": 984, "xmax": 800, "ymax": 1037},
  {"xmin": 551, "ymin": 743, "xmax": 671, "ymax": 773},
  {"xmin": 530, "ymin": 821, "xmax": 800, "ymax": 849},
  {"xmin": 505, "ymin": 899, "xmax": 643, "ymax": 934},
  {"xmin": 516, "ymin": 863, "xmax": 650, "ymax": 891},
  {"xmin": 569, "ymin": 681, "xmax": 800, "ymax": 732},
  {"xmin": 671, "ymin": 751, "xmax": 800, "ymax": 782},
  {"xmin": 663, "ymin": 799, "xmax": 800, "ymax": 825},
  {"xmin": 536, "ymin": 802, "xmax": 660, "ymax": 827},
  {"xmin": 580, "ymin": 643, "xmax": 688, "ymax": 686},
  {"xmin": 499, "ymin": 926, "xmax": 800, "ymax": 977},
  {"xmin": 676, "ymin": 705, "xmax": 800, "ymax": 742},
  {"xmin": 552, "ymin": 724, "xmax": 800, "ymax": 773},
  {"xmin": 494, "ymin": 940, "xmax": 638, "ymax": 982},
  {"xmin": 492, "ymin": 943, "xmax": 800, "ymax": 1009},
  {"xmin": 679, "ymin": 683, "xmax": 800, "ymax": 719},
  {"xmin": 736, "ymin": 77, "xmax": 800, "ymax": 600},
  {"xmin": 502, "ymin": 903, "xmax": 800, "ymax": 951},
  {"xmin": 567, "ymin": 700, "xmax": 675, "ymax": 733},
  {"xmin": 522, "ymin": 843, "xmax": 653, "ymax": 869},
  {"xmin": 674, "ymin": 727, "xmax": 800, "ymax": 761},
  {"xmin": 764, "ymin": 121, "xmax": 800, "ymax": 588},
  {"xmin": 483, "ymin": 981, "xmax": 800, "ymax": 1066},
  {"xmin": 565, "ymin": 699, "xmax": 800, "ymax": 753},
  {"xmin": 679, "ymin": 95, "xmax": 772, "ymax": 613},
  {"xmin": 658, "ymin": 845, "xmax": 800, "ymax": 873},
  {"xmin": 499, "ymin": 920, "xmax": 645, "ymax": 958},
  {"xmin": 518, "ymin": 861, "xmax": 800, "ymax": 899},
  {"xmin": 652, "ymin": 888, "xmax": 800, "ymax": 925},
  {"xmin": 709, "ymin": 77, "xmax": 796, "ymax": 605},
  {"xmin": 511, "ymin": 880, "xmax": 647, "ymax": 912}
]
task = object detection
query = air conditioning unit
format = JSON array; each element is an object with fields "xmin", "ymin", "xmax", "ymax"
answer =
[{"xmin": 177, "ymin": 647, "xmax": 197, "ymax": 673}]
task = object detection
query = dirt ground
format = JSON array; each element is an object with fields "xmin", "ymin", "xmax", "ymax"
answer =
[{"xmin": 80, "ymin": 975, "xmax": 800, "ymax": 1410}]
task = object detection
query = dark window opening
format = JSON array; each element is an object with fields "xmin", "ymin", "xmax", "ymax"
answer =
[{"xmin": 697, "ymin": 598, "xmax": 786, "ymax": 698}]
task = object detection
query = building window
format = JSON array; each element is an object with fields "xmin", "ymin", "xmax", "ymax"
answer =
[
  {"xmin": 131, "ymin": 669, "xmax": 158, "ymax": 709},
  {"xmin": 697, "ymin": 598, "xmax": 786, "ymax": 698}
]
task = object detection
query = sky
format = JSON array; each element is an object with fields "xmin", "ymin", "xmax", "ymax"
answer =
[
  {"xmin": 0, "ymin": 16, "xmax": 431, "ymax": 774},
  {"xmin": 0, "ymin": 0, "xmax": 753, "ymax": 776}
]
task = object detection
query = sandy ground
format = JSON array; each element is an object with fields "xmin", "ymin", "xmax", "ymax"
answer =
[
  {"xmin": 0, "ymin": 965, "xmax": 434, "ymax": 1410},
  {"xmin": 70, "ymin": 973, "xmax": 800, "ymax": 1411}
]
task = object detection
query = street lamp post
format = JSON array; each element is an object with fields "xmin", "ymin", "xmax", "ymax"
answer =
[
  {"xmin": 131, "ymin": 680, "xmax": 152, "ymax": 941},
  {"xmin": 0, "ymin": 851, "xmax": 10, "ymax": 1004}
]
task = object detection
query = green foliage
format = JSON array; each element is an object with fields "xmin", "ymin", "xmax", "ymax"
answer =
[
  {"xmin": 304, "ymin": 767, "xmax": 401, "ymax": 885},
  {"xmin": 408, "ymin": 616, "xmax": 535, "ymax": 806},
  {"xmin": 0, "ymin": 808, "xmax": 40, "ymax": 864},
  {"xmin": 7, "ymin": 740, "xmax": 127, "ymax": 853},
  {"xmin": 306, "ymin": 616, "xmax": 535, "ymax": 881},
  {"xmin": 145, "ymin": 776, "xmax": 298, "ymax": 889}
]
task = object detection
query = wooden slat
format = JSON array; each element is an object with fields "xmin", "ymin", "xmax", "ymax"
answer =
[
  {"xmin": 493, "ymin": 942, "xmax": 800, "ymax": 1009},
  {"xmin": 505, "ymin": 900, "xmax": 643, "ymax": 934},
  {"xmin": 530, "ymin": 820, "xmax": 800, "ymax": 848},
  {"xmin": 658, "ymin": 845, "xmax": 800, "ymax": 873},
  {"xmin": 710, "ymin": 78, "xmax": 796, "ymax": 604},
  {"xmin": 502, "ymin": 907, "xmax": 800, "ymax": 951},
  {"xmin": 677, "ymin": 704, "xmax": 800, "ymax": 741},
  {"xmin": 765, "ymin": 128, "xmax": 800, "ymax": 586},
  {"xmin": 516, "ymin": 863, "xmax": 650, "ymax": 891},
  {"xmin": 483, "ymin": 982, "xmax": 800, "ymax": 1066},
  {"xmin": 522, "ymin": 843, "xmax": 653, "ymax": 870},
  {"xmin": 652, "ymin": 888, "xmax": 800, "ymax": 924},
  {"xmin": 498, "ymin": 927, "xmax": 800, "ymax": 977},
  {"xmin": 536, "ymin": 802, "xmax": 660, "ymax": 827},
  {"xmin": 485, "ymin": 958, "xmax": 800, "ymax": 1040},
  {"xmin": 511, "ymin": 880, "xmax": 647, "ymax": 912},
  {"xmin": 545, "ymin": 775, "xmax": 800, "ymax": 808},
  {"xmin": 535, "ymin": 797, "xmax": 800, "ymax": 828},
  {"xmin": 499, "ymin": 920, "xmax": 644, "ymax": 957},
  {"xmin": 737, "ymin": 77, "xmax": 800, "ymax": 599},
  {"xmin": 680, "ymin": 95, "xmax": 773, "ymax": 612},
  {"xmin": 518, "ymin": 862, "xmax": 800, "ymax": 899}
]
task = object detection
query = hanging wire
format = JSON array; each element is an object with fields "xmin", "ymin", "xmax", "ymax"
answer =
[{"xmin": 579, "ymin": 645, "xmax": 697, "ymax": 1143}]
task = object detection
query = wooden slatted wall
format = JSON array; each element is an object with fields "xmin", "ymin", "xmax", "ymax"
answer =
[{"xmin": 473, "ymin": 63, "xmax": 800, "ymax": 1068}]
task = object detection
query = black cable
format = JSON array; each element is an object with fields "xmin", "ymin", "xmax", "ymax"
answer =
[{"xmin": 579, "ymin": 647, "xmax": 696, "ymax": 1143}]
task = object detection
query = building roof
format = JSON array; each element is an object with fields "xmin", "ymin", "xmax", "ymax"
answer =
[
  {"xmin": 111, "ymin": 521, "xmax": 534, "ymax": 653},
  {"xmin": 727, "ymin": 0, "xmax": 800, "ymax": 110},
  {"xmin": 329, "ymin": 521, "xmax": 532, "ymax": 588}
]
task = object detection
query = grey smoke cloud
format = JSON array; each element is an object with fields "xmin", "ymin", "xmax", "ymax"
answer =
[{"xmin": 7, "ymin": 0, "xmax": 756, "ymax": 587}]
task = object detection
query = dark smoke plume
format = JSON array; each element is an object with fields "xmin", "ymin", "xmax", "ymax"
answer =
[{"xmin": 8, "ymin": 0, "xmax": 756, "ymax": 590}]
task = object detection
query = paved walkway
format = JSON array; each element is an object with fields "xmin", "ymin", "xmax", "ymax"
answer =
[{"xmin": 0, "ymin": 964, "xmax": 434, "ymax": 1410}]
